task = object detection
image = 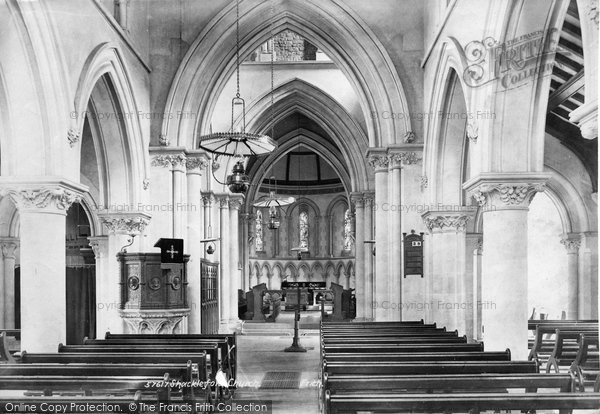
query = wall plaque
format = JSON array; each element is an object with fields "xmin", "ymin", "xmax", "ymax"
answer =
[{"xmin": 403, "ymin": 229, "xmax": 424, "ymax": 277}]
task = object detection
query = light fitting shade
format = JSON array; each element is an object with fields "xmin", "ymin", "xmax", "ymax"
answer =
[{"xmin": 198, "ymin": 132, "xmax": 276, "ymax": 157}]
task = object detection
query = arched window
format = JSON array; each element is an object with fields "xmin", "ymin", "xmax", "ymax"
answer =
[
  {"xmin": 343, "ymin": 209, "xmax": 353, "ymax": 251},
  {"xmin": 299, "ymin": 210, "xmax": 309, "ymax": 249},
  {"xmin": 255, "ymin": 210, "xmax": 264, "ymax": 252}
]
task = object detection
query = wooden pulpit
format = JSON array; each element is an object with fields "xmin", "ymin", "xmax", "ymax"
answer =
[{"xmin": 118, "ymin": 252, "xmax": 190, "ymax": 334}]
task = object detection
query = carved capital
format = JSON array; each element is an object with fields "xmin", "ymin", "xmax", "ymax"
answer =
[
  {"xmin": 3, "ymin": 186, "xmax": 82, "ymax": 212},
  {"xmin": 471, "ymin": 183, "xmax": 545, "ymax": 209},
  {"xmin": 350, "ymin": 193, "xmax": 365, "ymax": 209},
  {"xmin": 367, "ymin": 154, "xmax": 389, "ymax": 172},
  {"xmin": 151, "ymin": 154, "xmax": 187, "ymax": 169},
  {"xmin": 561, "ymin": 235, "xmax": 582, "ymax": 253},
  {"xmin": 422, "ymin": 213, "xmax": 471, "ymax": 232},
  {"xmin": 67, "ymin": 129, "xmax": 80, "ymax": 148},
  {"xmin": 143, "ymin": 178, "xmax": 150, "ymax": 190},
  {"xmin": 587, "ymin": 0, "xmax": 599, "ymax": 27},
  {"xmin": 98, "ymin": 212, "xmax": 151, "ymax": 235},
  {"xmin": 219, "ymin": 195, "xmax": 230, "ymax": 209},
  {"xmin": 0, "ymin": 238, "xmax": 18, "ymax": 260},
  {"xmin": 363, "ymin": 192, "xmax": 375, "ymax": 208},
  {"xmin": 389, "ymin": 151, "xmax": 422, "ymax": 168},
  {"xmin": 186, "ymin": 156, "xmax": 209, "ymax": 172},
  {"xmin": 229, "ymin": 196, "xmax": 244, "ymax": 210},
  {"xmin": 201, "ymin": 193, "xmax": 215, "ymax": 207}
]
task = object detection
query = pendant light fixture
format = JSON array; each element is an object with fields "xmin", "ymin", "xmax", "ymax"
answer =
[{"xmin": 198, "ymin": 0, "xmax": 277, "ymax": 193}]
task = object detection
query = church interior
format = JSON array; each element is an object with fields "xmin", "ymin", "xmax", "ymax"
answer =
[{"xmin": 0, "ymin": 0, "xmax": 598, "ymax": 413}]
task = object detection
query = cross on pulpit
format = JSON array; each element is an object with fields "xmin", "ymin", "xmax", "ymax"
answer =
[
  {"xmin": 154, "ymin": 238, "xmax": 184, "ymax": 263},
  {"xmin": 166, "ymin": 245, "xmax": 179, "ymax": 259}
]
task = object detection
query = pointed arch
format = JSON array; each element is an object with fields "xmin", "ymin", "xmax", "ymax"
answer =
[{"xmin": 161, "ymin": 0, "xmax": 411, "ymax": 149}]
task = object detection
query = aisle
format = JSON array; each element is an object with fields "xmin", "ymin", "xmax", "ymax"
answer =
[{"xmin": 231, "ymin": 335, "xmax": 321, "ymax": 414}]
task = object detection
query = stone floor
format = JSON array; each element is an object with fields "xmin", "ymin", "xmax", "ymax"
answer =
[{"xmin": 233, "ymin": 334, "xmax": 321, "ymax": 414}]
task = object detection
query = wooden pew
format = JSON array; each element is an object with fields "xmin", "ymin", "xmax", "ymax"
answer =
[
  {"xmin": 59, "ymin": 343, "xmax": 220, "ymax": 383},
  {"xmin": 322, "ymin": 360, "xmax": 538, "ymax": 375},
  {"xmin": 547, "ymin": 330, "xmax": 599, "ymax": 373},
  {"xmin": 324, "ymin": 390, "xmax": 600, "ymax": 414},
  {"xmin": 528, "ymin": 323, "xmax": 598, "ymax": 368},
  {"xmin": 322, "ymin": 350, "xmax": 512, "ymax": 363},
  {"xmin": 99, "ymin": 333, "xmax": 237, "ymax": 383},
  {"xmin": 569, "ymin": 333, "xmax": 600, "ymax": 391},
  {"xmin": 323, "ymin": 342, "xmax": 484, "ymax": 353}
]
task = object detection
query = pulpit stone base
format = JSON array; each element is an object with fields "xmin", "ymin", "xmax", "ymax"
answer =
[{"xmin": 120, "ymin": 308, "xmax": 190, "ymax": 334}]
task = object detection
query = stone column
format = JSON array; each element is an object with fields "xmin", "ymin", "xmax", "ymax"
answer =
[
  {"xmin": 229, "ymin": 195, "xmax": 243, "ymax": 326},
  {"xmin": 465, "ymin": 177, "xmax": 546, "ymax": 359},
  {"xmin": 579, "ymin": 231, "xmax": 598, "ymax": 318},
  {"xmin": 363, "ymin": 192, "xmax": 375, "ymax": 320},
  {"xmin": 388, "ymin": 154, "xmax": 403, "ymax": 321},
  {"xmin": 0, "ymin": 238, "xmax": 18, "ymax": 329},
  {"xmin": 240, "ymin": 212, "xmax": 251, "ymax": 291},
  {"xmin": 96, "ymin": 212, "xmax": 150, "ymax": 335},
  {"xmin": 368, "ymin": 153, "xmax": 390, "ymax": 321},
  {"xmin": 186, "ymin": 155, "xmax": 208, "ymax": 333},
  {"xmin": 351, "ymin": 193, "xmax": 365, "ymax": 319},
  {"xmin": 561, "ymin": 234, "xmax": 581, "ymax": 319},
  {"xmin": 172, "ymin": 157, "xmax": 187, "ymax": 240},
  {"xmin": 466, "ymin": 234, "xmax": 483, "ymax": 341},
  {"xmin": 3, "ymin": 182, "xmax": 84, "ymax": 352},
  {"xmin": 422, "ymin": 211, "xmax": 471, "ymax": 334},
  {"xmin": 218, "ymin": 195, "xmax": 231, "ymax": 332}
]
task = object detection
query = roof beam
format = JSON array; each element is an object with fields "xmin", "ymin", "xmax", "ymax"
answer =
[{"xmin": 547, "ymin": 69, "xmax": 584, "ymax": 113}]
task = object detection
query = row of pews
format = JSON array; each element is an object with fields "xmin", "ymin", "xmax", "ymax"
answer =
[
  {"xmin": 528, "ymin": 319, "xmax": 599, "ymax": 391},
  {"xmin": 320, "ymin": 319, "xmax": 600, "ymax": 414},
  {"xmin": 0, "ymin": 331, "xmax": 237, "ymax": 413}
]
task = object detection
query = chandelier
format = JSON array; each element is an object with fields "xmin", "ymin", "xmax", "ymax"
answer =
[
  {"xmin": 253, "ymin": 176, "xmax": 295, "ymax": 230},
  {"xmin": 197, "ymin": 0, "xmax": 276, "ymax": 193}
]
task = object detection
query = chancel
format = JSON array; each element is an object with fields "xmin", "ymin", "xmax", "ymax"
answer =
[{"xmin": 0, "ymin": 0, "xmax": 598, "ymax": 413}]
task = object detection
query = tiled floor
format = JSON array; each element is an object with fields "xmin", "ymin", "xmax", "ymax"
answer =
[{"xmin": 233, "ymin": 335, "xmax": 321, "ymax": 414}]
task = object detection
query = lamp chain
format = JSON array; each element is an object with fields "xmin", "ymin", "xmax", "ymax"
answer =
[
  {"xmin": 270, "ymin": 0, "xmax": 275, "ymax": 139},
  {"xmin": 236, "ymin": 0, "xmax": 240, "ymax": 98}
]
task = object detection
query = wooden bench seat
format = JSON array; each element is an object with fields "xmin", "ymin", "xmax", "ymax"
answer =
[
  {"xmin": 569, "ymin": 333, "xmax": 600, "ymax": 391},
  {"xmin": 322, "ymin": 350, "xmax": 511, "ymax": 363},
  {"xmin": 322, "ymin": 336, "xmax": 468, "ymax": 345},
  {"xmin": 528, "ymin": 323, "xmax": 598, "ymax": 367},
  {"xmin": 59, "ymin": 343, "xmax": 220, "ymax": 382},
  {"xmin": 323, "ymin": 342, "xmax": 484, "ymax": 353},
  {"xmin": 322, "ymin": 330, "xmax": 456, "ymax": 338},
  {"xmin": 547, "ymin": 330, "xmax": 599, "ymax": 373},
  {"xmin": 322, "ymin": 360, "xmax": 538, "ymax": 375},
  {"xmin": 324, "ymin": 390, "xmax": 600, "ymax": 414}
]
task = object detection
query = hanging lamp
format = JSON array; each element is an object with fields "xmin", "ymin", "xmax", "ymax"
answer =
[{"xmin": 198, "ymin": 0, "xmax": 277, "ymax": 193}]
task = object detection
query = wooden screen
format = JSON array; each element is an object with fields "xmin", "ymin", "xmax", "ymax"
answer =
[{"xmin": 200, "ymin": 259, "xmax": 219, "ymax": 334}]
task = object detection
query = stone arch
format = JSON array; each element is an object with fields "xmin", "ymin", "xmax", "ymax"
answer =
[
  {"xmin": 72, "ymin": 42, "xmax": 148, "ymax": 206},
  {"xmin": 241, "ymin": 78, "xmax": 369, "ymax": 192},
  {"xmin": 424, "ymin": 42, "xmax": 472, "ymax": 205},
  {"xmin": 161, "ymin": 0, "xmax": 411, "ymax": 149},
  {"xmin": 260, "ymin": 262, "xmax": 271, "ymax": 286},
  {"xmin": 298, "ymin": 262, "xmax": 310, "ymax": 282},
  {"xmin": 284, "ymin": 262, "xmax": 297, "ymax": 282},
  {"xmin": 272, "ymin": 263, "xmax": 284, "ymax": 289},
  {"xmin": 312, "ymin": 262, "xmax": 324, "ymax": 282},
  {"xmin": 245, "ymin": 129, "xmax": 351, "ymax": 210}
]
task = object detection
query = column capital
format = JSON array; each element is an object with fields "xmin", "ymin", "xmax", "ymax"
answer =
[
  {"xmin": 201, "ymin": 192, "xmax": 215, "ymax": 206},
  {"xmin": 88, "ymin": 236, "xmax": 108, "ymax": 259},
  {"xmin": 0, "ymin": 237, "xmax": 18, "ymax": 259},
  {"xmin": 217, "ymin": 194, "xmax": 230, "ymax": 209},
  {"xmin": 98, "ymin": 211, "xmax": 151, "ymax": 235},
  {"xmin": 366, "ymin": 148, "xmax": 389, "ymax": 172},
  {"xmin": 185, "ymin": 151, "xmax": 210, "ymax": 175},
  {"xmin": 229, "ymin": 195, "xmax": 244, "ymax": 210},
  {"xmin": 463, "ymin": 173, "xmax": 550, "ymax": 210},
  {"xmin": 422, "ymin": 210, "xmax": 473, "ymax": 233},
  {"xmin": 561, "ymin": 234, "xmax": 582, "ymax": 253},
  {"xmin": 0, "ymin": 178, "xmax": 87, "ymax": 214},
  {"xmin": 350, "ymin": 192, "xmax": 365, "ymax": 208},
  {"xmin": 150, "ymin": 147, "xmax": 187, "ymax": 171},
  {"xmin": 363, "ymin": 191, "xmax": 375, "ymax": 207}
]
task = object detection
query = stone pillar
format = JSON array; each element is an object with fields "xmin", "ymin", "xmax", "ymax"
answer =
[
  {"xmin": 351, "ymin": 193, "xmax": 365, "ymax": 319},
  {"xmin": 172, "ymin": 158, "xmax": 187, "ymax": 240},
  {"xmin": 218, "ymin": 195, "xmax": 231, "ymax": 332},
  {"xmin": 388, "ymin": 154, "xmax": 403, "ymax": 321},
  {"xmin": 240, "ymin": 212, "xmax": 251, "ymax": 291},
  {"xmin": 561, "ymin": 234, "xmax": 581, "ymax": 319},
  {"xmin": 571, "ymin": 0, "xmax": 598, "ymax": 139},
  {"xmin": 466, "ymin": 234, "xmax": 483, "ymax": 341},
  {"xmin": 96, "ymin": 212, "xmax": 150, "ymax": 335},
  {"xmin": 422, "ymin": 211, "xmax": 471, "ymax": 334},
  {"xmin": 186, "ymin": 155, "xmax": 208, "ymax": 333},
  {"xmin": 579, "ymin": 231, "xmax": 598, "ymax": 318},
  {"xmin": 229, "ymin": 195, "xmax": 243, "ymax": 325},
  {"xmin": 465, "ymin": 177, "xmax": 546, "ymax": 359},
  {"xmin": 0, "ymin": 238, "xmax": 18, "ymax": 329},
  {"xmin": 368, "ymin": 153, "xmax": 390, "ymax": 321},
  {"xmin": 363, "ymin": 192, "xmax": 375, "ymax": 320},
  {"xmin": 3, "ymin": 182, "xmax": 84, "ymax": 352}
]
